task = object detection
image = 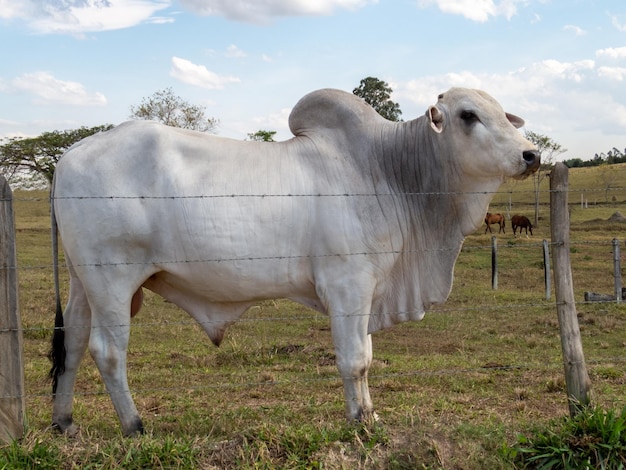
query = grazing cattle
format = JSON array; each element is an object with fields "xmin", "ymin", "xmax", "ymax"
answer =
[
  {"xmin": 512, "ymin": 214, "xmax": 533, "ymax": 236},
  {"xmin": 49, "ymin": 87, "xmax": 540, "ymax": 436},
  {"xmin": 484, "ymin": 212, "xmax": 506, "ymax": 234}
]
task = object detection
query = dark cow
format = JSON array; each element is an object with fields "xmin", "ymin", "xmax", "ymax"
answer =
[
  {"xmin": 49, "ymin": 87, "xmax": 540, "ymax": 436},
  {"xmin": 512, "ymin": 214, "xmax": 533, "ymax": 236},
  {"xmin": 484, "ymin": 212, "xmax": 506, "ymax": 234}
]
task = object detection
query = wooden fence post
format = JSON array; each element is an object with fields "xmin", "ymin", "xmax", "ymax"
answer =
[
  {"xmin": 550, "ymin": 163, "xmax": 591, "ymax": 416},
  {"xmin": 0, "ymin": 176, "xmax": 24, "ymax": 443},
  {"xmin": 491, "ymin": 236, "xmax": 498, "ymax": 290},
  {"xmin": 543, "ymin": 239, "xmax": 551, "ymax": 301},
  {"xmin": 613, "ymin": 239, "xmax": 621, "ymax": 304}
]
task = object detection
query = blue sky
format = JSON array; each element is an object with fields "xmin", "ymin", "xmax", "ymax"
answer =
[{"xmin": 1, "ymin": 0, "xmax": 625, "ymax": 161}]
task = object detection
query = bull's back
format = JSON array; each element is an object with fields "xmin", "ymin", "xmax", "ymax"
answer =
[
  {"xmin": 52, "ymin": 121, "xmax": 378, "ymax": 300},
  {"xmin": 54, "ymin": 121, "xmax": 317, "ymax": 253},
  {"xmin": 56, "ymin": 121, "xmax": 324, "ymax": 197}
]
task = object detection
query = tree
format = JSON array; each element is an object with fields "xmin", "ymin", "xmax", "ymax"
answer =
[
  {"xmin": 524, "ymin": 130, "xmax": 566, "ymax": 226},
  {"xmin": 129, "ymin": 87, "xmax": 219, "ymax": 133},
  {"xmin": 598, "ymin": 164, "xmax": 622, "ymax": 203},
  {"xmin": 0, "ymin": 125, "xmax": 114, "ymax": 186},
  {"xmin": 247, "ymin": 130, "xmax": 276, "ymax": 142},
  {"xmin": 563, "ymin": 157, "xmax": 584, "ymax": 168},
  {"xmin": 353, "ymin": 77, "xmax": 402, "ymax": 121},
  {"xmin": 604, "ymin": 147, "xmax": 626, "ymax": 165}
]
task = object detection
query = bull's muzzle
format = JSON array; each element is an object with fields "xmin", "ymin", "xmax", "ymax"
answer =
[{"xmin": 521, "ymin": 149, "xmax": 541, "ymax": 176}]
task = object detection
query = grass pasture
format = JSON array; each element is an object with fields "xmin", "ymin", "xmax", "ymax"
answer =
[{"xmin": 2, "ymin": 164, "xmax": 626, "ymax": 468}]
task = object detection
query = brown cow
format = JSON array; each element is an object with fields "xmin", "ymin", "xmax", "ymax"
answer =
[
  {"xmin": 511, "ymin": 214, "xmax": 533, "ymax": 236},
  {"xmin": 484, "ymin": 212, "xmax": 505, "ymax": 233}
]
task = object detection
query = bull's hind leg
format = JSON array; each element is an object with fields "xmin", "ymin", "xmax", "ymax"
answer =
[
  {"xmin": 52, "ymin": 275, "xmax": 92, "ymax": 435},
  {"xmin": 87, "ymin": 286, "xmax": 143, "ymax": 436}
]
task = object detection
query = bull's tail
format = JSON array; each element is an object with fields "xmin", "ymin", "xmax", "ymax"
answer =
[{"xmin": 48, "ymin": 186, "xmax": 66, "ymax": 395}]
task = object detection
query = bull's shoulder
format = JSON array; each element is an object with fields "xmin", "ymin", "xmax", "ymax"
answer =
[{"xmin": 288, "ymin": 88, "xmax": 385, "ymax": 138}]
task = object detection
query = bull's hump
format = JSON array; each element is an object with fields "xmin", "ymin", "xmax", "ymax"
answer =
[{"xmin": 288, "ymin": 88, "xmax": 385, "ymax": 137}]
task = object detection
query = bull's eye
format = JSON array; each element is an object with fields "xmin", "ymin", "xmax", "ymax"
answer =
[{"xmin": 460, "ymin": 110, "xmax": 478, "ymax": 124}]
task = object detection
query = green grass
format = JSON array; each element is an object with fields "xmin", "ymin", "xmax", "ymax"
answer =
[
  {"xmin": 506, "ymin": 405, "xmax": 626, "ymax": 469},
  {"xmin": 2, "ymin": 164, "xmax": 626, "ymax": 468}
]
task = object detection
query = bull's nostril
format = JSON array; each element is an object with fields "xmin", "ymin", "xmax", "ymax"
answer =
[{"xmin": 523, "ymin": 149, "xmax": 540, "ymax": 164}]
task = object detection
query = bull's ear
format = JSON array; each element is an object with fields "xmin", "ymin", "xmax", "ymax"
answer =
[
  {"xmin": 427, "ymin": 106, "xmax": 444, "ymax": 133},
  {"xmin": 506, "ymin": 112, "xmax": 525, "ymax": 129}
]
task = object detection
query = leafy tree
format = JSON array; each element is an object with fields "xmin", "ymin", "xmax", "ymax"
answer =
[
  {"xmin": 524, "ymin": 130, "xmax": 566, "ymax": 226},
  {"xmin": 563, "ymin": 157, "xmax": 584, "ymax": 168},
  {"xmin": 129, "ymin": 87, "xmax": 219, "ymax": 133},
  {"xmin": 0, "ymin": 125, "xmax": 114, "ymax": 186},
  {"xmin": 247, "ymin": 130, "xmax": 276, "ymax": 142},
  {"xmin": 353, "ymin": 77, "xmax": 402, "ymax": 121},
  {"xmin": 602, "ymin": 147, "xmax": 626, "ymax": 165}
]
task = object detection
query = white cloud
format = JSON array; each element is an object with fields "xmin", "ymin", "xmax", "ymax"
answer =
[
  {"xmin": 0, "ymin": 118, "xmax": 21, "ymax": 126},
  {"xmin": 252, "ymin": 108, "xmax": 291, "ymax": 133},
  {"xmin": 224, "ymin": 45, "xmax": 247, "ymax": 58},
  {"xmin": 416, "ymin": 0, "xmax": 523, "ymax": 22},
  {"xmin": 598, "ymin": 67, "xmax": 626, "ymax": 81},
  {"xmin": 11, "ymin": 72, "xmax": 107, "ymax": 106},
  {"xmin": 177, "ymin": 0, "xmax": 376, "ymax": 23},
  {"xmin": 3, "ymin": 0, "xmax": 172, "ymax": 34},
  {"xmin": 170, "ymin": 57, "xmax": 241, "ymax": 89},
  {"xmin": 611, "ymin": 14, "xmax": 626, "ymax": 32},
  {"xmin": 0, "ymin": 0, "xmax": 34, "ymax": 20},
  {"xmin": 563, "ymin": 24, "xmax": 586, "ymax": 36},
  {"xmin": 596, "ymin": 46, "xmax": 626, "ymax": 60}
]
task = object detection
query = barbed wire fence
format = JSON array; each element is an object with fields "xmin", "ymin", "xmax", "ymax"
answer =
[{"xmin": 1, "ymin": 172, "xmax": 626, "ymax": 440}]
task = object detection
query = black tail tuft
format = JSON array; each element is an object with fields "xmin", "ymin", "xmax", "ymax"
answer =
[{"xmin": 48, "ymin": 299, "xmax": 66, "ymax": 395}]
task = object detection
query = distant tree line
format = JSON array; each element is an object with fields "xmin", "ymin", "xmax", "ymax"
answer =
[{"xmin": 563, "ymin": 147, "xmax": 626, "ymax": 168}]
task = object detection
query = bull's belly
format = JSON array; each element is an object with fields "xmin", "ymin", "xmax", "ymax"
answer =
[{"xmin": 143, "ymin": 257, "xmax": 317, "ymax": 304}]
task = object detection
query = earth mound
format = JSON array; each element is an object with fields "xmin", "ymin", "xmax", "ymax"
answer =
[{"xmin": 607, "ymin": 211, "xmax": 626, "ymax": 223}]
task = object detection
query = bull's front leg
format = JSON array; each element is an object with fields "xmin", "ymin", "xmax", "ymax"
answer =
[{"xmin": 330, "ymin": 309, "xmax": 375, "ymax": 422}]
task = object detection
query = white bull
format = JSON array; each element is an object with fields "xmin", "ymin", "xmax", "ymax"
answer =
[{"xmin": 49, "ymin": 87, "xmax": 540, "ymax": 436}]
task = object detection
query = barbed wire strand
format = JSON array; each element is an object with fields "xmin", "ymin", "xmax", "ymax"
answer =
[
  {"xmin": 5, "ymin": 183, "xmax": 626, "ymax": 202},
  {"xmin": 2, "ymin": 354, "xmax": 625, "ymax": 402}
]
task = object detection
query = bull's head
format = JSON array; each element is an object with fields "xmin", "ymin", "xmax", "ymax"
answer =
[{"xmin": 425, "ymin": 88, "xmax": 540, "ymax": 179}]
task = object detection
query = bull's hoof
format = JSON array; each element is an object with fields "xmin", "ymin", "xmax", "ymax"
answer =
[
  {"xmin": 348, "ymin": 409, "xmax": 379, "ymax": 425},
  {"xmin": 52, "ymin": 421, "xmax": 80, "ymax": 437},
  {"xmin": 359, "ymin": 411, "xmax": 380, "ymax": 426},
  {"xmin": 122, "ymin": 418, "xmax": 145, "ymax": 437}
]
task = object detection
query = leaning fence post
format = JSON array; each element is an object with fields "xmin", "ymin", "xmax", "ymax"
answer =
[
  {"xmin": 0, "ymin": 176, "xmax": 24, "ymax": 443},
  {"xmin": 543, "ymin": 239, "xmax": 551, "ymax": 301},
  {"xmin": 613, "ymin": 239, "xmax": 621, "ymax": 304},
  {"xmin": 491, "ymin": 236, "xmax": 498, "ymax": 290},
  {"xmin": 550, "ymin": 163, "xmax": 591, "ymax": 416}
]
